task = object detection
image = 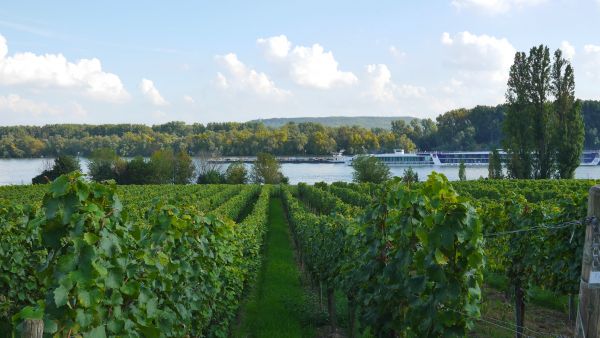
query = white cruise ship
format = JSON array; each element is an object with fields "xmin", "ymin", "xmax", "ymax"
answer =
[{"xmin": 346, "ymin": 149, "xmax": 600, "ymax": 167}]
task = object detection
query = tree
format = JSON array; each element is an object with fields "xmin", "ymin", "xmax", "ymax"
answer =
[
  {"xmin": 197, "ymin": 169, "xmax": 225, "ymax": 184},
  {"xmin": 552, "ymin": 49, "xmax": 584, "ymax": 179},
  {"xmin": 251, "ymin": 153, "xmax": 287, "ymax": 184},
  {"xmin": 32, "ymin": 155, "xmax": 80, "ymax": 184},
  {"xmin": 458, "ymin": 161, "xmax": 467, "ymax": 181},
  {"xmin": 351, "ymin": 155, "xmax": 390, "ymax": 184},
  {"xmin": 504, "ymin": 51, "xmax": 534, "ymax": 179},
  {"xmin": 149, "ymin": 149, "xmax": 175, "ymax": 184},
  {"xmin": 225, "ymin": 162, "xmax": 248, "ymax": 184},
  {"xmin": 173, "ymin": 151, "xmax": 195, "ymax": 184},
  {"xmin": 488, "ymin": 149, "xmax": 503, "ymax": 179},
  {"xmin": 196, "ymin": 150, "xmax": 224, "ymax": 184},
  {"xmin": 120, "ymin": 156, "xmax": 153, "ymax": 184},
  {"xmin": 528, "ymin": 45, "xmax": 553, "ymax": 179},
  {"xmin": 88, "ymin": 148, "xmax": 120, "ymax": 182},
  {"xmin": 401, "ymin": 167, "xmax": 419, "ymax": 184},
  {"xmin": 504, "ymin": 45, "xmax": 582, "ymax": 179},
  {"xmin": 435, "ymin": 109, "xmax": 476, "ymax": 151}
]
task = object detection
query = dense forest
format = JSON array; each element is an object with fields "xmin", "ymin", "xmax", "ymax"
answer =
[
  {"xmin": 1, "ymin": 100, "xmax": 599, "ymax": 158},
  {"xmin": 249, "ymin": 116, "xmax": 414, "ymax": 129}
]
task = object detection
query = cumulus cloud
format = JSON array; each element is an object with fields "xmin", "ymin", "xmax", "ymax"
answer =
[
  {"xmin": 560, "ymin": 40, "xmax": 575, "ymax": 60},
  {"xmin": 0, "ymin": 94, "xmax": 87, "ymax": 118},
  {"xmin": 451, "ymin": 0, "xmax": 547, "ymax": 14},
  {"xmin": 139, "ymin": 78, "xmax": 168, "ymax": 106},
  {"xmin": 438, "ymin": 31, "xmax": 516, "ymax": 109},
  {"xmin": 215, "ymin": 52, "xmax": 290, "ymax": 99},
  {"xmin": 0, "ymin": 34, "xmax": 128, "ymax": 102},
  {"xmin": 257, "ymin": 35, "xmax": 291, "ymax": 59},
  {"xmin": 364, "ymin": 64, "xmax": 425, "ymax": 102},
  {"xmin": 441, "ymin": 31, "xmax": 515, "ymax": 84},
  {"xmin": 183, "ymin": 95, "xmax": 195, "ymax": 103},
  {"xmin": 257, "ymin": 35, "xmax": 358, "ymax": 89}
]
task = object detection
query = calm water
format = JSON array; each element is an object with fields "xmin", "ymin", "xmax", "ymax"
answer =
[{"xmin": 2, "ymin": 158, "xmax": 600, "ymax": 185}]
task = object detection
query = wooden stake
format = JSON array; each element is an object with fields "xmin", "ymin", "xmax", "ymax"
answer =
[
  {"xmin": 22, "ymin": 319, "xmax": 43, "ymax": 338},
  {"xmin": 576, "ymin": 185, "xmax": 600, "ymax": 337}
]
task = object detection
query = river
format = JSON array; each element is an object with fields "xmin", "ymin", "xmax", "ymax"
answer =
[{"xmin": 1, "ymin": 158, "xmax": 600, "ymax": 185}]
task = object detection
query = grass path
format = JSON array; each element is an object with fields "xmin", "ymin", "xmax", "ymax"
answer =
[{"xmin": 233, "ymin": 198, "xmax": 315, "ymax": 338}]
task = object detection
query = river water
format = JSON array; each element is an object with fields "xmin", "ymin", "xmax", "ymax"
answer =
[{"xmin": 1, "ymin": 158, "xmax": 600, "ymax": 185}]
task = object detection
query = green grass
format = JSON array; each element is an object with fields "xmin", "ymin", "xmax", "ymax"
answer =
[{"xmin": 233, "ymin": 198, "xmax": 315, "ymax": 338}]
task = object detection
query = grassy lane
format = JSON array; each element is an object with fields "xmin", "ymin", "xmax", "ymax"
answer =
[{"xmin": 233, "ymin": 198, "xmax": 315, "ymax": 338}]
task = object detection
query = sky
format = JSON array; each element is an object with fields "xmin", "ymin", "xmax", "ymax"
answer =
[{"xmin": 0, "ymin": 0, "xmax": 600, "ymax": 125}]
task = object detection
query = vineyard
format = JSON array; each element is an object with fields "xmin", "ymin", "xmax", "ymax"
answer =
[{"xmin": 1, "ymin": 174, "xmax": 599, "ymax": 337}]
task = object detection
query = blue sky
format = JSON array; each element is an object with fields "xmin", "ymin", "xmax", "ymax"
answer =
[{"xmin": 0, "ymin": 0, "xmax": 599, "ymax": 125}]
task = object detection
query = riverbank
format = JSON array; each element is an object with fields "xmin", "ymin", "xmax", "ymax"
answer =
[{"xmin": 3, "ymin": 159, "xmax": 600, "ymax": 185}]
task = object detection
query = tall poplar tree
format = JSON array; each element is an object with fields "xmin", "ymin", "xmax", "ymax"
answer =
[
  {"xmin": 551, "ymin": 50, "xmax": 584, "ymax": 178},
  {"xmin": 528, "ymin": 45, "xmax": 553, "ymax": 179},
  {"xmin": 504, "ymin": 45, "xmax": 583, "ymax": 179},
  {"xmin": 504, "ymin": 51, "xmax": 534, "ymax": 179}
]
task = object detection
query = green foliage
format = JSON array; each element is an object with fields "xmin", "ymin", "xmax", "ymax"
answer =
[
  {"xmin": 88, "ymin": 149, "xmax": 196, "ymax": 184},
  {"xmin": 225, "ymin": 162, "xmax": 248, "ymax": 184},
  {"xmin": 351, "ymin": 155, "xmax": 390, "ymax": 184},
  {"xmin": 297, "ymin": 183, "xmax": 358, "ymax": 216},
  {"xmin": 251, "ymin": 153, "xmax": 287, "ymax": 184},
  {"xmin": 1, "ymin": 174, "xmax": 268, "ymax": 336},
  {"xmin": 328, "ymin": 184, "xmax": 372, "ymax": 208},
  {"xmin": 350, "ymin": 173, "xmax": 484, "ymax": 336},
  {"xmin": 402, "ymin": 166, "xmax": 419, "ymax": 184},
  {"xmin": 552, "ymin": 49, "xmax": 584, "ymax": 179},
  {"xmin": 504, "ymin": 44, "xmax": 584, "ymax": 179},
  {"xmin": 0, "ymin": 203, "xmax": 45, "ymax": 328},
  {"xmin": 2, "ymin": 174, "xmax": 598, "ymax": 337},
  {"xmin": 197, "ymin": 169, "xmax": 225, "ymax": 184},
  {"xmin": 2, "ymin": 98, "xmax": 600, "ymax": 158},
  {"xmin": 32, "ymin": 155, "xmax": 81, "ymax": 184},
  {"xmin": 285, "ymin": 173, "xmax": 485, "ymax": 336},
  {"xmin": 88, "ymin": 148, "xmax": 120, "ymax": 182},
  {"xmin": 459, "ymin": 161, "xmax": 467, "ymax": 181},
  {"xmin": 488, "ymin": 149, "xmax": 503, "ymax": 179}
]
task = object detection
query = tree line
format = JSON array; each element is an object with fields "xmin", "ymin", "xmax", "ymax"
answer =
[
  {"xmin": 1, "ymin": 100, "xmax": 599, "ymax": 158},
  {"xmin": 32, "ymin": 150, "xmax": 288, "ymax": 185}
]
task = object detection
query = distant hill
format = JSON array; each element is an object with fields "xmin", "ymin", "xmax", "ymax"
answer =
[{"xmin": 248, "ymin": 116, "xmax": 416, "ymax": 130}]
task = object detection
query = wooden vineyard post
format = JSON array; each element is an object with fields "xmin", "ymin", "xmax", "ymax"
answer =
[
  {"xmin": 22, "ymin": 319, "xmax": 43, "ymax": 338},
  {"xmin": 577, "ymin": 185, "xmax": 600, "ymax": 337}
]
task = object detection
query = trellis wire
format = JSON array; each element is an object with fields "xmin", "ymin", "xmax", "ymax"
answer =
[{"xmin": 483, "ymin": 216, "xmax": 597, "ymax": 238}]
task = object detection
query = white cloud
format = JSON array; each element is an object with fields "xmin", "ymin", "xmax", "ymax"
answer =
[
  {"xmin": 451, "ymin": 0, "xmax": 547, "ymax": 14},
  {"xmin": 0, "ymin": 94, "xmax": 59, "ymax": 116},
  {"xmin": 256, "ymin": 35, "xmax": 291, "ymax": 59},
  {"xmin": 438, "ymin": 31, "xmax": 516, "ymax": 109},
  {"xmin": 389, "ymin": 46, "xmax": 407, "ymax": 61},
  {"xmin": 183, "ymin": 95, "xmax": 195, "ymax": 103},
  {"xmin": 560, "ymin": 40, "xmax": 575, "ymax": 60},
  {"xmin": 441, "ymin": 32, "xmax": 454, "ymax": 45},
  {"xmin": 0, "ymin": 34, "xmax": 129, "ymax": 102},
  {"xmin": 364, "ymin": 64, "xmax": 425, "ymax": 102},
  {"xmin": 583, "ymin": 44, "xmax": 600, "ymax": 79},
  {"xmin": 441, "ymin": 31, "xmax": 515, "ymax": 84},
  {"xmin": 258, "ymin": 35, "xmax": 358, "ymax": 89},
  {"xmin": 0, "ymin": 94, "xmax": 87, "ymax": 118},
  {"xmin": 139, "ymin": 78, "xmax": 168, "ymax": 106},
  {"xmin": 215, "ymin": 52, "xmax": 290, "ymax": 99}
]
